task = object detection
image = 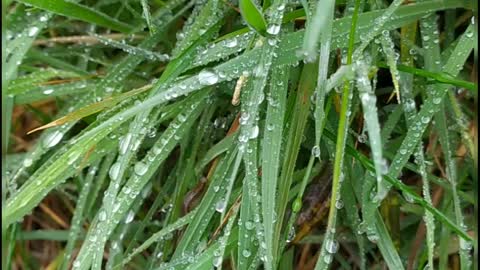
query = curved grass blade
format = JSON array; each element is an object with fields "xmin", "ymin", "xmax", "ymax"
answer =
[
  {"xmin": 355, "ymin": 60, "xmax": 387, "ymax": 201},
  {"xmin": 314, "ymin": 0, "xmax": 360, "ymax": 267},
  {"xmin": 17, "ymin": 0, "xmax": 134, "ymax": 33},
  {"xmin": 239, "ymin": 0, "xmax": 267, "ymax": 35},
  {"xmin": 300, "ymin": 0, "xmax": 336, "ymax": 62},
  {"xmin": 6, "ymin": 68, "xmax": 80, "ymax": 96},
  {"xmin": 27, "ymin": 84, "xmax": 152, "ymax": 134},
  {"xmin": 376, "ymin": 62, "xmax": 476, "ymax": 91}
]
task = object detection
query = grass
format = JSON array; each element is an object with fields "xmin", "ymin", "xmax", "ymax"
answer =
[{"xmin": 2, "ymin": 0, "xmax": 477, "ymax": 269}]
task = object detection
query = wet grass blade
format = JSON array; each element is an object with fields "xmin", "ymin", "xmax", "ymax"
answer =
[{"xmin": 17, "ymin": 0, "xmax": 134, "ymax": 33}]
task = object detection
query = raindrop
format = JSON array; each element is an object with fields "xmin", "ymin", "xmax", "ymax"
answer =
[
  {"xmin": 198, "ymin": 69, "xmax": 219, "ymax": 85},
  {"xmin": 119, "ymin": 133, "xmax": 132, "ymax": 155},
  {"xmin": 311, "ymin": 145, "xmax": 321, "ymax": 157},
  {"xmin": 213, "ymin": 256, "xmax": 222, "ymax": 267},
  {"xmin": 242, "ymin": 249, "xmax": 251, "ymax": 258},
  {"xmin": 335, "ymin": 199, "xmax": 344, "ymax": 209},
  {"xmin": 432, "ymin": 97, "xmax": 442, "ymax": 104},
  {"xmin": 67, "ymin": 151, "xmax": 81, "ymax": 165},
  {"xmin": 245, "ymin": 221, "xmax": 254, "ymax": 230},
  {"xmin": 367, "ymin": 232, "xmax": 379, "ymax": 243},
  {"xmin": 43, "ymin": 131, "xmax": 64, "ymax": 148},
  {"xmin": 99, "ymin": 210, "xmax": 107, "ymax": 221},
  {"xmin": 239, "ymin": 113, "xmax": 250, "ymax": 125},
  {"xmin": 125, "ymin": 210, "xmax": 135, "ymax": 223},
  {"xmin": 403, "ymin": 191, "xmax": 415, "ymax": 203},
  {"xmin": 268, "ymin": 38, "xmax": 277, "ymax": 46},
  {"xmin": 23, "ymin": 157, "xmax": 33, "ymax": 167},
  {"xmin": 323, "ymin": 254, "xmax": 333, "ymax": 263},
  {"xmin": 109, "ymin": 162, "xmax": 121, "ymax": 180},
  {"xmin": 266, "ymin": 24, "xmax": 281, "ymax": 35},
  {"xmin": 43, "ymin": 89, "xmax": 54, "ymax": 95},
  {"xmin": 225, "ymin": 38, "xmax": 238, "ymax": 48},
  {"xmin": 421, "ymin": 116, "xmax": 429, "ymax": 124},
  {"xmin": 249, "ymin": 125, "xmax": 259, "ymax": 139},
  {"xmin": 286, "ymin": 226, "xmax": 296, "ymax": 243},
  {"xmin": 325, "ymin": 239, "xmax": 339, "ymax": 253},
  {"xmin": 215, "ymin": 200, "xmax": 226, "ymax": 213},
  {"xmin": 134, "ymin": 162, "xmax": 148, "ymax": 175},
  {"xmin": 28, "ymin": 26, "xmax": 39, "ymax": 37}
]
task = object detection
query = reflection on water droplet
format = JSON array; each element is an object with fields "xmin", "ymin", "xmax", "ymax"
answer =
[
  {"xmin": 266, "ymin": 24, "xmax": 280, "ymax": 35},
  {"xmin": 43, "ymin": 131, "xmax": 64, "ymax": 148},
  {"xmin": 198, "ymin": 69, "xmax": 219, "ymax": 85}
]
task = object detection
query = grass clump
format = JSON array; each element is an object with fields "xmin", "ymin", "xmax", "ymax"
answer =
[{"xmin": 2, "ymin": 0, "xmax": 477, "ymax": 269}]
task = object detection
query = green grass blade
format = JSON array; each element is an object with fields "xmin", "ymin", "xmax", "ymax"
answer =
[
  {"xmin": 261, "ymin": 64, "xmax": 289, "ymax": 269},
  {"xmin": 314, "ymin": 0, "xmax": 360, "ymax": 267},
  {"xmin": 17, "ymin": 0, "xmax": 134, "ymax": 33},
  {"xmin": 239, "ymin": 0, "xmax": 267, "ymax": 35}
]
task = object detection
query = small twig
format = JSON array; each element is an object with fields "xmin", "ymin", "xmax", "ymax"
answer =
[{"xmin": 39, "ymin": 203, "xmax": 69, "ymax": 229}]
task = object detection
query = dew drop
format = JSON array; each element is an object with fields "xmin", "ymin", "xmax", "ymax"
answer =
[
  {"xmin": 245, "ymin": 221, "xmax": 254, "ymax": 230},
  {"xmin": 311, "ymin": 145, "xmax": 321, "ymax": 157},
  {"xmin": 335, "ymin": 199, "xmax": 344, "ymax": 209},
  {"xmin": 119, "ymin": 133, "xmax": 133, "ymax": 155},
  {"xmin": 109, "ymin": 162, "xmax": 121, "ymax": 180},
  {"xmin": 43, "ymin": 131, "xmax": 64, "ymax": 148},
  {"xmin": 325, "ymin": 239, "xmax": 339, "ymax": 253},
  {"xmin": 323, "ymin": 254, "xmax": 333, "ymax": 263},
  {"xmin": 242, "ymin": 249, "xmax": 251, "ymax": 258},
  {"xmin": 28, "ymin": 26, "xmax": 39, "ymax": 37},
  {"xmin": 421, "ymin": 116, "xmax": 430, "ymax": 124},
  {"xmin": 215, "ymin": 200, "xmax": 226, "ymax": 213},
  {"xmin": 239, "ymin": 112, "xmax": 250, "ymax": 125},
  {"xmin": 43, "ymin": 89, "xmax": 54, "ymax": 95},
  {"xmin": 134, "ymin": 162, "xmax": 148, "ymax": 175},
  {"xmin": 225, "ymin": 37, "xmax": 238, "ymax": 48},
  {"xmin": 99, "ymin": 210, "xmax": 107, "ymax": 221},
  {"xmin": 198, "ymin": 69, "xmax": 219, "ymax": 85},
  {"xmin": 213, "ymin": 256, "xmax": 222, "ymax": 267},
  {"xmin": 125, "ymin": 210, "xmax": 135, "ymax": 223},
  {"xmin": 249, "ymin": 125, "xmax": 259, "ymax": 139},
  {"xmin": 23, "ymin": 157, "xmax": 33, "ymax": 167},
  {"xmin": 267, "ymin": 24, "xmax": 281, "ymax": 35}
]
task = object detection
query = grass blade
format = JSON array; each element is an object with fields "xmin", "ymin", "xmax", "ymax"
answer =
[{"xmin": 17, "ymin": 0, "xmax": 134, "ymax": 33}]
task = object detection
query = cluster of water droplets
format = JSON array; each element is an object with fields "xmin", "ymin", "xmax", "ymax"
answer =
[
  {"xmin": 355, "ymin": 60, "xmax": 389, "ymax": 202},
  {"xmin": 192, "ymin": 32, "xmax": 253, "ymax": 68},
  {"xmin": 92, "ymin": 33, "xmax": 170, "ymax": 62}
]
